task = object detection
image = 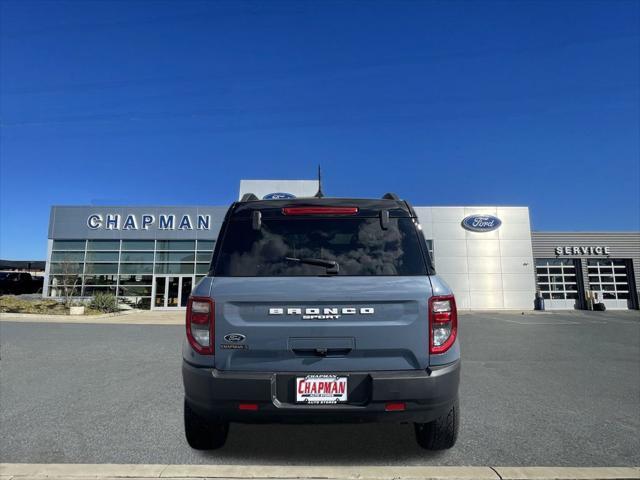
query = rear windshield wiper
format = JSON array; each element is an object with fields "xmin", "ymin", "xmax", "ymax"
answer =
[{"xmin": 285, "ymin": 257, "xmax": 339, "ymax": 274}]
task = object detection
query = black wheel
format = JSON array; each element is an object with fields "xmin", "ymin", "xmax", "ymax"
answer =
[
  {"xmin": 414, "ymin": 398, "xmax": 459, "ymax": 450},
  {"xmin": 184, "ymin": 400, "xmax": 229, "ymax": 450}
]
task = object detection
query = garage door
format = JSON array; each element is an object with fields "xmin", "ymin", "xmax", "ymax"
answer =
[
  {"xmin": 587, "ymin": 259, "xmax": 632, "ymax": 310},
  {"xmin": 536, "ymin": 259, "xmax": 580, "ymax": 310}
]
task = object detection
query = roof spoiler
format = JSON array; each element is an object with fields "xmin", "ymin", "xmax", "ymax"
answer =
[
  {"xmin": 240, "ymin": 193, "xmax": 259, "ymax": 202},
  {"xmin": 242, "ymin": 192, "xmax": 401, "ymax": 202}
]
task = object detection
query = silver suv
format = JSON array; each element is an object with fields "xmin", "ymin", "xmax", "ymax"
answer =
[{"xmin": 182, "ymin": 194, "xmax": 460, "ymax": 450}]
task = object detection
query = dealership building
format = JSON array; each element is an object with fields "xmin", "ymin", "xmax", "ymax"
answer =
[{"xmin": 43, "ymin": 180, "xmax": 640, "ymax": 311}]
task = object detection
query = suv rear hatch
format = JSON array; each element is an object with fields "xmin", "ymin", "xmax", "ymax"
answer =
[{"xmin": 209, "ymin": 200, "xmax": 434, "ymax": 372}]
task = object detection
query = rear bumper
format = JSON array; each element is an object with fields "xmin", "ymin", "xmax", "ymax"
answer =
[{"xmin": 182, "ymin": 360, "xmax": 460, "ymax": 424}]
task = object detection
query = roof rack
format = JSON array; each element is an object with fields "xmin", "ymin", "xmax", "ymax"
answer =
[
  {"xmin": 240, "ymin": 193, "xmax": 259, "ymax": 202},
  {"xmin": 382, "ymin": 192, "xmax": 400, "ymax": 200}
]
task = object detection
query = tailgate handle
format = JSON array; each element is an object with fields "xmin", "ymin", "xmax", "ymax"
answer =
[
  {"xmin": 292, "ymin": 347, "xmax": 352, "ymax": 357},
  {"xmin": 289, "ymin": 337, "xmax": 354, "ymax": 357}
]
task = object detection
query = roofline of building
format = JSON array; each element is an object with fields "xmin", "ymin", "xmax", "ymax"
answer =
[
  {"xmin": 50, "ymin": 205, "xmax": 229, "ymax": 208},
  {"xmin": 50, "ymin": 204, "xmax": 532, "ymax": 208},
  {"xmin": 532, "ymin": 231, "xmax": 640, "ymax": 234}
]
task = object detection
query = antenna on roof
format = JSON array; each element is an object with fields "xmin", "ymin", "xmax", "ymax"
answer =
[{"xmin": 314, "ymin": 165, "xmax": 324, "ymax": 198}]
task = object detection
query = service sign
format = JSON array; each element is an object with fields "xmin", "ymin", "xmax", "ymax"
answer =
[
  {"xmin": 555, "ymin": 246, "xmax": 611, "ymax": 256},
  {"xmin": 461, "ymin": 214, "xmax": 502, "ymax": 232}
]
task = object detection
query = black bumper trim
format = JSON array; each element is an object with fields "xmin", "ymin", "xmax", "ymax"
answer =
[{"xmin": 182, "ymin": 361, "xmax": 460, "ymax": 424}]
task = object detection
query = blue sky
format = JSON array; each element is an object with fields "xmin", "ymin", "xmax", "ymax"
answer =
[{"xmin": 1, "ymin": 0, "xmax": 638, "ymax": 260}]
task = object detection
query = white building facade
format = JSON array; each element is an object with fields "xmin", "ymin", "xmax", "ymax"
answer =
[
  {"xmin": 416, "ymin": 206, "xmax": 535, "ymax": 310},
  {"xmin": 43, "ymin": 179, "xmax": 638, "ymax": 311}
]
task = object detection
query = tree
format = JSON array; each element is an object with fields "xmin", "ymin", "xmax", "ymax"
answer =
[{"xmin": 52, "ymin": 258, "xmax": 82, "ymax": 308}]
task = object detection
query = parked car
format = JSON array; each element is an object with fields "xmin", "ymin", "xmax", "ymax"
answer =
[
  {"xmin": 30, "ymin": 275, "xmax": 44, "ymax": 293},
  {"xmin": 181, "ymin": 194, "xmax": 460, "ymax": 450},
  {"xmin": 0, "ymin": 272, "xmax": 43, "ymax": 295}
]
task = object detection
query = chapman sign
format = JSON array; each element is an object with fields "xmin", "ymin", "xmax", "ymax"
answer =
[{"xmin": 87, "ymin": 213, "xmax": 212, "ymax": 231}]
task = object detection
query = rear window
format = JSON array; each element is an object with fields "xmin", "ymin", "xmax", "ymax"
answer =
[{"xmin": 213, "ymin": 217, "xmax": 428, "ymax": 276}]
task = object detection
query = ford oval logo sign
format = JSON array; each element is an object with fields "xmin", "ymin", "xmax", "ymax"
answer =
[
  {"xmin": 263, "ymin": 192, "xmax": 296, "ymax": 200},
  {"xmin": 461, "ymin": 214, "xmax": 502, "ymax": 232},
  {"xmin": 224, "ymin": 333, "xmax": 246, "ymax": 343}
]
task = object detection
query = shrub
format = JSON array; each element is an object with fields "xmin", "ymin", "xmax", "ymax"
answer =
[
  {"xmin": 0, "ymin": 295, "xmax": 67, "ymax": 314},
  {"xmin": 89, "ymin": 293, "xmax": 118, "ymax": 313}
]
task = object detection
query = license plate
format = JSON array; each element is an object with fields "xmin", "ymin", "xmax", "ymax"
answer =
[{"xmin": 296, "ymin": 375, "xmax": 348, "ymax": 404}]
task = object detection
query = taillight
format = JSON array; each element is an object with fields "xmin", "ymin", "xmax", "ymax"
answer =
[
  {"xmin": 429, "ymin": 295, "xmax": 457, "ymax": 354},
  {"xmin": 282, "ymin": 207, "xmax": 358, "ymax": 215},
  {"xmin": 186, "ymin": 296, "xmax": 214, "ymax": 355}
]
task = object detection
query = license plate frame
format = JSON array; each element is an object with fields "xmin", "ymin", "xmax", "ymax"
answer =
[{"xmin": 295, "ymin": 374, "xmax": 348, "ymax": 404}]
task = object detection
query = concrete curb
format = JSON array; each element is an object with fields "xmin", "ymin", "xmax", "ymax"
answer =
[
  {"xmin": 0, "ymin": 464, "xmax": 638, "ymax": 480},
  {"xmin": 0, "ymin": 311, "xmax": 182, "ymax": 325},
  {"xmin": 494, "ymin": 467, "xmax": 640, "ymax": 479},
  {"xmin": 0, "ymin": 311, "xmax": 133, "ymax": 320}
]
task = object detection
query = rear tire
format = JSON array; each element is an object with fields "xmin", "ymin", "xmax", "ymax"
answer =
[
  {"xmin": 184, "ymin": 400, "xmax": 229, "ymax": 450},
  {"xmin": 414, "ymin": 398, "xmax": 459, "ymax": 450}
]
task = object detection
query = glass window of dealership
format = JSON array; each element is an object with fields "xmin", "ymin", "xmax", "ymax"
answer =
[
  {"xmin": 45, "ymin": 205, "xmax": 227, "ymax": 310},
  {"xmin": 43, "ymin": 180, "xmax": 640, "ymax": 312},
  {"xmin": 48, "ymin": 238, "xmax": 215, "ymax": 309}
]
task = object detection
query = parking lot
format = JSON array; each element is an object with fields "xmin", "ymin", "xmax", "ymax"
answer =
[{"xmin": 1, "ymin": 311, "xmax": 638, "ymax": 466}]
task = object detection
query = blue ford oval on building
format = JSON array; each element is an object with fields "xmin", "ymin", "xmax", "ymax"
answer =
[
  {"xmin": 461, "ymin": 214, "xmax": 502, "ymax": 232},
  {"xmin": 263, "ymin": 192, "xmax": 296, "ymax": 200}
]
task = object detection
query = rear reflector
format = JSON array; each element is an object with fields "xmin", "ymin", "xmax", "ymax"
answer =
[
  {"xmin": 282, "ymin": 207, "xmax": 358, "ymax": 216},
  {"xmin": 385, "ymin": 402, "xmax": 406, "ymax": 412},
  {"xmin": 238, "ymin": 403, "xmax": 259, "ymax": 411}
]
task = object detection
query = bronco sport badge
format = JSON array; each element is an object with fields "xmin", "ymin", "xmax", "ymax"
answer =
[{"xmin": 268, "ymin": 307, "xmax": 374, "ymax": 320}]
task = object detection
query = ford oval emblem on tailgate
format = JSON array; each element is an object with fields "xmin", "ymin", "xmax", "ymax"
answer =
[
  {"xmin": 224, "ymin": 333, "xmax": 246, "ymax": 343},
  {"xmin": 461, "ymin": 214, "xmax": 502, "ymax": 232}
]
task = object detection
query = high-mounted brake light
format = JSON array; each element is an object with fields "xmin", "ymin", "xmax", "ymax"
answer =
[
  {"xmin": 282, "ymin": 207, "xmax": 358, "ymax": 216},
  {"xmin": 186, "ymin": 296, "xmax": 215, "ymax": 355},
  {"xmin": 429, "ymin": 295, "xmax": 457, "ymax": 354}
]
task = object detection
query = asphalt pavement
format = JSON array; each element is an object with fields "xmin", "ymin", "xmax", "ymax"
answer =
[{"xmin": 1, "ymin": 311, "xmax": 638, "ymax": 466}]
